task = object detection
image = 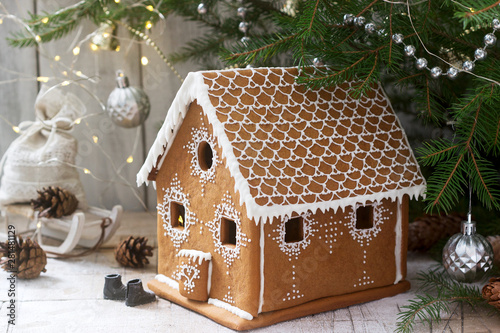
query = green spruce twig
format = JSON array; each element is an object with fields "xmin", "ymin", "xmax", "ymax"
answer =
[{"xmin": 396, "ymin": 269, "xmax": 488, "ymax": 333}]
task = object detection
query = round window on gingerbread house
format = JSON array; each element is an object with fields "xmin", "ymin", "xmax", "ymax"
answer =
[{"xmin": 197, "ymin": 141, "xmax": 213, "ymax": 171}]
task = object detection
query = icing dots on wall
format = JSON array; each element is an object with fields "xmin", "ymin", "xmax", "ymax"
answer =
[
  {"xmin": 206, "ymin": 193, "xmax": 249, "ymax": 269},
  {"xmin": 271, "ymin": 212, "xmax": 319, "ymax": 260},
  {"xmin": 318, "ymin": 215, "xmax": 344, "ymax": 254},
  {"xmin": 157, "ymin": 175, "xmax": 199, "ymax": 249},
  {"xmin": 353, "ymin": 269, "xmax": 374, "ymax": 288},
  {"xmin": 223, "ymin": 286, "xmax": 235, "ymax": 305},
  {"xmin": 282, "ymin": 277, "xmax": 304, "ymax": 302},
  {"xmin": 345, "ymin": 201, "xmax": 392, "ymax": 289},
  {"xmin": 184, "ymin": 127, "xmax": 220, "ymax": 196}
]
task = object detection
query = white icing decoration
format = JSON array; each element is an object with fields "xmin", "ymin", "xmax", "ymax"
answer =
[
  {"xmin": 184, "ymin": 127, "xmax": 220, "ymax": 195},
  {"xmin": 178, "ymin": 263, "xmax": 201, "ymax": 294},
  {"xmin": 207, "ymin": 259, "xmax": 213, "ymax": 296},
  {"xmin": 394, "ymin": 197, "xmax": 403, "ymax": 284},
  {"xmin": 157, "ymin": 176, "xmax": 198, "ymax": 249},
  {"xmin": 223, "ymin": 285, "xmax": 235, "ymax": 304},
  {"xmin": 137, "ymin": 68, "xmax": 426, "ymax": 225},
  {"xmin": 155, "ymin": 274, "xmax": 179, "ymax": 290},
  {"xmin": 347, "ymin": 202, "xmax": 391, "ymax": 244},
  {"xmin": 270, "ymin": 213, "xmax": 316, "ymax": 303},
  {"xmin": 346, "ymin": 202, "xmax": 392, "ymax": 288},
  {"xmin": 258, "ymin": 221, "xmax": 265, "ymax": 313},
  {"xmin": 271, "ymin": 212, "xmax": 318, "ymax": 258},
  {"xmin": 176, "ymin": 249, "xmax": 213, "ymax": 295},
  {"xmin": 177, "ymin": 249, "xmax": 212, "ymax": 265},
  {"xmin": 208, "ymin": 298, "xmax": 253, "ymax": 320},
  {"xmin": 206, "ymin": 193, "xmax": 249, "ymax": 268}
]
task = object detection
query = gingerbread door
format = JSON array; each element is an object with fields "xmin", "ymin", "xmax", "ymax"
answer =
[{"xmin": 177, "ymin": 250, "xmax": 212, "ymax": 301}]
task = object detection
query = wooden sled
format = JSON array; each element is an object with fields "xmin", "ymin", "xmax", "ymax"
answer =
[{"xmin": 1, "ymin": 204, "xmax": 122, "ymax": 255}]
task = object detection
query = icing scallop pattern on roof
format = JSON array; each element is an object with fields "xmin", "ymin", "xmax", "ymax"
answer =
[
  {"xmin": 137, "ymin": 67, "xmax": 426, "ymax": 223},
  {"xmin": 200, "ymin": 68, "xmax": 425, "ymax": 213}
]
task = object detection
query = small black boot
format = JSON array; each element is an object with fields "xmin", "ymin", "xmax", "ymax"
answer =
[
  {"xmin": 125, "ymin": 278, "xmax": 156, "ymax": 307},
  {"xmin": 103, "ymin": 273, "xmax": 127, "ymax": 300}
]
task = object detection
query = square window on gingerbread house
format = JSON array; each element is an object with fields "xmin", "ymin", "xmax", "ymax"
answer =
[
  {"xmin": 171, "ymin": 202, "xmax": 185, "ymax": 228},
  {"xmin": 285, "ymin": 216, "xmax": 303, "ymax": 243},
  {"xmin": 355, "ymin": 205, "xmax": 373, "ymax": 229},
  {"xmin": 221, "ymin": 217, "xmax": 236, "ymax": 246}
]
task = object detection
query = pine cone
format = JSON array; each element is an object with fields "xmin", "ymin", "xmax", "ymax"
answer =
[
  {"xmin": 0, "ymin": 236, "xmax": 47, "ymax": 279},
  {"xmin": 114, "ymin": 236, "xmax": 153, "ymax": 268},
  {"xmin": 408, "ymin": 212, "xmax": 464, "ymax": 252},
  {"xmin": 486, "ymin": 235, "xmax": 500, "ymax": 267},
  {"xmin": 482, "ymin": 277, "xmax": 500, "ymax": 310},
  {"xmin": 31, "ymin": 186, "xmax": 79, "ymax": 218}
]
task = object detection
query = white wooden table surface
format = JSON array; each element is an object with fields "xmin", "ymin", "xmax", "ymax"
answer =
[{"xmin": 1, "ymin": 211, "xmax": 499, "ymax": 333}]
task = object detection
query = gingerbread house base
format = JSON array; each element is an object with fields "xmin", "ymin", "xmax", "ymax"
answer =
[{"xmin": 148, "ymin": 279, "xmax": 410, "ymax": 331}]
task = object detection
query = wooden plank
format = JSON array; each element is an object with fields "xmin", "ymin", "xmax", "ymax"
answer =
[{"xmin": 0, "ymin": 0, "xmax": 38, "ymax": 160}]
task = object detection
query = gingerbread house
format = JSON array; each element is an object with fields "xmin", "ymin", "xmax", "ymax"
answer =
[{"xmin": 137, "ymin": 67, "xmax": 426, "ymax": 330}]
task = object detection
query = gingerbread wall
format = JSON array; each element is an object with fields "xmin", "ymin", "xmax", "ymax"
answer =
[
  {"xmin": 260, "ymin": 196, "xmax": 409, "ymax": 313},
  {"xmin": 154, "ymin": 101, "xmax": 261, "ymax": 316}
]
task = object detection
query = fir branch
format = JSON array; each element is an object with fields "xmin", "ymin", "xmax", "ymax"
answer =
[
  {"xmin": 464, "ymin": 0, "xmax": 500, "ymax": 18},
  {"xmin": 358, "ymin": 52, "xmax": 379, "ymax": 93},
  {"xmin": 307, "ymin": 0, "xmax": 321, "ymax": 31},
  {"xmin": 224, "ymin": 32, "xmax": 300, "ymax": 64},
  {"xmin": 396, "ymin": 269, "xmax": 487, "ymax": 333},
  {"xmin": 432, "ymin": 154, "xmax": 465, "ymax": 210},
  {"xmin": 397, "ymin": 72, "xmax": 424, "ymax": 83},
  {"xmin": 425, "ymin": 76, "xmax": 432, "ymax": 119},
  {"xmin": 358, "ymin": 0, "xmax": 380, "ymax": 16}
]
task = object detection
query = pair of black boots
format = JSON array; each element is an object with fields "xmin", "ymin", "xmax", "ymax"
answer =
[{"xmin": 103, "ymin": 274, "xmax": 156, "ymax": 307}]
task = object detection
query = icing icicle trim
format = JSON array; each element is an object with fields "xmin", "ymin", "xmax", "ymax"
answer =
[
  {"xmin": 177, "ymin": 249, "xmax": 212, "ymax": 265},
  {"xmin": 207, "ymin": 298, "xmax": 253, "ymax": 320}
]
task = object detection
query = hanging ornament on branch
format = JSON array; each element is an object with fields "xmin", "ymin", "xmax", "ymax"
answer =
[
  {"xmin": 106, "ymin": 70, "xmax": 150, "ymax": 128},
  {"xmin": 442, "ymin": 188, "xmax": 494, "ymax": 283},
  {"xmin": 90, "ymin": 22, "xmax": 119, "ymax": 51}
]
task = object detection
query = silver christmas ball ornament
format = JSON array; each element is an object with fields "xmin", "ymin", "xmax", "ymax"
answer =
[
  {"xmin": 343, "ymin": 14, "xmax": 354, "ymax": 25},
  {"xmin": 493, "ymin": 18, "xmax": 500, "ymax": 30},
  {"xmin": 353, "ymin": 16, "xmax": 366, "ymax": 27},
  {"xmin": 484, "ymin": 33, "xmax": 497, "ymax": 47},
  {"xmin": 474, "ymin": 48, "xmax": 487, "ymax": 61},
  {"xmin": 446, "ymin": 67, "xmax": 459, "ymax": 79},
  {"xmin": 197, "ymin": 3, "xmax": 208, "ymax": 14},
  {"xmin": 107, "ymin": 70, "xmax": 150, "ymax": 128},
  {"xmin": 404, "ymin": 45, "xmax": 416, "ymax": 57},
  {"xmin": 430, "ymin": 66, "xmax": 442, "ymax": 79},
  {"xmin": 392, "ymin": 33, "xmax": 404, "ymax": 44},
  {"xmin": 238, "ymin": 21, "xmax": 250, "ymax": 34},
  {"xmin": 313, "ymin": 57, "xmax": 324, "ymax": 67},
  {"xmin": 237, "ymin": 7, "xmax": 247, "ymax": 19},
  {"xmin": 364, "ymin": 23, "xmax": 376, "ymax": 34},
  {"xmin": 415, "ymin": 57, "xmax": 427, "ymax": 70},
  {"xmin": 462, "ymin": 60, "xmax": 474, "ymax": 72},
  {"xmin": 443, "ymin": 220, "xmax": 494, "ymax": 283}
]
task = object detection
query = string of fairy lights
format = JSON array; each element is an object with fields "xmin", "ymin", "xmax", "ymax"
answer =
[{"xmin": 0, "ymin": 1, "xmax": 185, "ymax": 210}]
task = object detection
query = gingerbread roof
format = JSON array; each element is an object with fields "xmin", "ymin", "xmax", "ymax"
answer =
[{"xmin": 137, "ymin": 67, "xmax": 426, "ymax": 223}]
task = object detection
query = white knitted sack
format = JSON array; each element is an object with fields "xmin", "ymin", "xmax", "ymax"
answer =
[{"xmin": 0, "ymin": 85, "xmax": 88, "ymax": 209}]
